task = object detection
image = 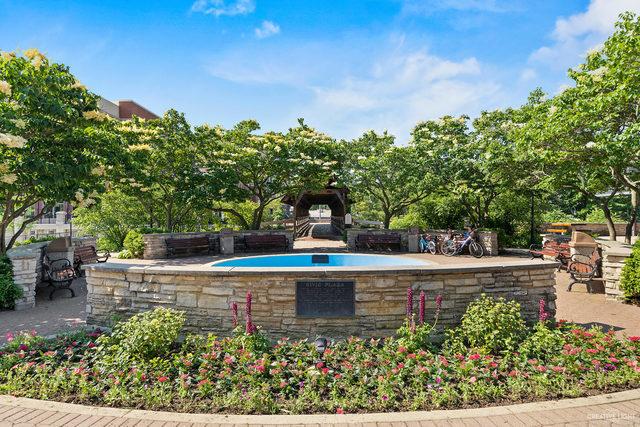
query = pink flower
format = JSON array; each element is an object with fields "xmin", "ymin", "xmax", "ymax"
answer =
[
  {"xmin": 469, "ymin": 376, "xmax": 477, "ymax": 383},
  {"xmin": 316, "ymin": 361, "xmax": 324, "ymax": 368},
  {"xmin": 336, "ymin": 408, "xmax": 344, "ymax": 414},
  {"xmin": 5, "ymin": 332, "xmax": 14, "ymax": 342},
  {"xmin": 245, "ymin": 291, "xmax": 253, "ymax": 335},
  {"xmin": 231, "ymin": 302, "xmax": 238, "ymax": 328},
  {"xmin": 469, "ymin": 353, "xmax": 481, "ymax": 361},
  {"xmin": 18, "ymin": 344, "xmax": 28, "ymax": 352},
  {"xmin": 435, "ymin": 294, "xmax": 443, "ymax": 314},
  {"xmin": 406, "ymin": 287, "xmax": 413, "ymax": 318},
  {"xmin": 536, "ymin": 365, "xmax": 547, "ymax": 373},
  {"xmin": 538, "ymin": 298, "xmax": 549, "ymax": 322},
  {"xmin": 322, "ymin": 368, "xmax": 329, "ymax": 375}
]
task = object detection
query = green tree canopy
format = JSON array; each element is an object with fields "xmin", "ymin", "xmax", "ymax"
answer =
[{"xmin": 0, "ymin": 49, "xmax": 118, "ymax": 252}]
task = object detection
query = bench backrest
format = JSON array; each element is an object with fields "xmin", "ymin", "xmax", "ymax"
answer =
[
  {"xmin": 166, "ymin": 237, "xmax": 210, "ymax": 248},
  {"xmin": 74, "ymin": 245, "xmax": 98, "ymax": 261},
  {"xmin": 357, "ymin": 234, "xmax": 401, "ymax": 243},
  {"xmin": 244, "ymin": 234, "xmax": 287, "ymax": 244}
]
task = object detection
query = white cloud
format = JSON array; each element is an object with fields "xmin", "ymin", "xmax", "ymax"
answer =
[
  {"xmin": 204, "ymin": 35, "xmax": 506, "ymax": 140},
  {"xmin": 401, "ymin": 0, "xmax": 508, "ymax": 14},
  {"xmin": 305, "ymin": 49, "xmax": 500, "ymax": 139},
  {"xmin": 519, "ymin": 68, "xmax": 537, "ymax": 82},
  {"xmin": 255, "ymin": 20, "xmax": 280, "ymax": 39},
  {"xmin": 191, "ymin": 0, "xmax": 255, "ymax": 17},
  {"xmin": 530, "ymin": 0, "xmax": 640, "ymax": 68}
]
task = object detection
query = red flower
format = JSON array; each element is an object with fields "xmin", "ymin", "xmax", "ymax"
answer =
[
  {"xmin": 508, "ymin": 370, "xmax": 518, "ymax": 377},
  {"xmin": 334, "ymin": 373, "xmax": 342, "ymax": 379},
  {"xmin": 469, "ymin": 353, "xmax": 481, "ymax": 361},
  {"xmin": 536, "ymin": 365, "xmax": 547, "ymax": 373},
  {"xmin": 87, "ymin": 342, "xmax": 96, "ymax": 348},
  {"xmin": 158, "ymin": 376, "xmax": 169, "ymax": 382},
  {"xmin": 629, "ymin": 336, "xmax": 640, "ymax": 342},
  {"xmin": 322, "ymin": 368, "xmax": 329, "ymax": 375},
  {"xmin": 316, "ymin": 361, "xmax": 324, "ymax": 368},
  {"xmin": 336, "ymin": 408, "xmax": 344, "ymax": 414}
]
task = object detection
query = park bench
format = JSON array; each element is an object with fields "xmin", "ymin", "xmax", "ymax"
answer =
[
  {"xmin": 166, "ymin": 236, "xmax": 218, "ymax": 258},
  {"xmin": 74, "ymin": 245, "xmax": 110, "ymax": 276},
  {"xmin": 42, "ymin": 255, "xmax": 77, "ymax": 300},
  {"xmin": 567, "ymin": 250, "xmax": 602, "ymax": 293},
  {"xmin": 355, "ymin": 233, "xmax": 402, "ymax": 252},
  {"xmin": 242, "ymin": 234, "xmax": 289, "ymax": 252},
  {"xmin": 529, "ymin": 239, "xmax": 571, "ymax": 271}
]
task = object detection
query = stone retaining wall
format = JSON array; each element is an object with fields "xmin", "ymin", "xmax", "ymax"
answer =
[
  {"xmin": 599, "ymin": 241, "xmax": 633, "ymax": 301},
  {"xmin": 347, "ymin": 229, "xmax": 499, "ymax": 256},
  {"xmin": 85, "ymin": 261, "xmax": 557, "ymax": 338}
]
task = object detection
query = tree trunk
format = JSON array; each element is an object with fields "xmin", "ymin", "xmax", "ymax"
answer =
[
  {"xmin": 625, "ymin": 190, "xmax": 638, "ymax": 244},
  {"xmin": 251, "ymin": 204, "xmax": 266, "ymax": 230},
  {"xmin": 601, "ymin": 203, "xmax": 617, "ymax": 241},
  {"xmin": 383, "ymin": 211, "xmax": 392, "ymax": 229}
]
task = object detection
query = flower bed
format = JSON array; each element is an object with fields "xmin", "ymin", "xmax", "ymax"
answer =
[{"xmin": 1, "ymin": 293, "xmax": 639, "ymax": 415}]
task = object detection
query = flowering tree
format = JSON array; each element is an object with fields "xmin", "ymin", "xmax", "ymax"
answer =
[
  {"xmin": 345, "ymin": 130, "xmax": 433, "ymax": 229},
  {"xmin": 112, "ymin": 110, "xmax": 223, "ymax": 232},
  {"xmin": 548, "ymin": 12, "xmax": 640, "ymax": 242},
  {"xmin": 201, "ymin": 119, "xmax": 338, "ymax": 229},
  {"xmin": 0, "ymin": 49, "xmax": 116, "ymax": 253}
]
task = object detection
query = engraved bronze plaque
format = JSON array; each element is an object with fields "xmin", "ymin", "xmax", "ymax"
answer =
[{"xmin": 296, "ymin": 280, "xmax": 355, "ymax": 317}]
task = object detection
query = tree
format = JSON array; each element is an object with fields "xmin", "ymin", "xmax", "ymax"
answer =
[
  {"xmin": 201, "ymin": 119, "xmax": 338, "ymax": 230},
  {"xmin": 345, "ymin": 131, "xmax": 433, "ymax": 229},
  {"xmin": 73, "ymin": 190, "xmax": 149, "ymax": 250},
  {"xmin": 557, "ymin": 12, "xmax": 640, "ymax": 243},
  {"xmin": 0, "ymin": 49, "xmax": 117, "ymax": 253},
  {"xmin": 113, "ymin": 111, "xmax": 221, "ymax": 232}
]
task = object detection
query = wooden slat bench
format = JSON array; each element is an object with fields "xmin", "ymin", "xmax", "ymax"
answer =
[
  {"xmin": 355, "ymin": 233, "xmax": 402, "ymax": 252},
  {"xmin": 74, "ymin": 245, "xmax": 110, "ymax": 276},
  {"xmin": 567, "ymin": 250, "xmax": 602, "ymax": 293},
  {"xmin": 529, "ymin": 240, "xmax": 571, "ymax": 271},
  {"xmin": 242, "ymin": 234, "xmax": 289, "ymax": 252},
  {"xmin": 166, "ymin": 236, "xmax": 218, "ymax": 258}
]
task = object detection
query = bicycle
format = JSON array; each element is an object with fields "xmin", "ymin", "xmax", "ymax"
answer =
[
  {"xmin": 441, "ymin": 233, "xmax": 484, "ymax": 258},
  {"xmin": 419, "ymin": 234, "xmax": 443, "ymax": 255}
]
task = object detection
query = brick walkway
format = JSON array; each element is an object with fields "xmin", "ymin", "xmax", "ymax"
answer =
[{"xmin": 0, "ymin": 389, "xmax": 639, "ymax": 426}]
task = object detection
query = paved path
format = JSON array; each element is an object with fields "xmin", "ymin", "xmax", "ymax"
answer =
[{"xmin": 0, "ymin": 389, "xmax": 639, "ymax": 426}]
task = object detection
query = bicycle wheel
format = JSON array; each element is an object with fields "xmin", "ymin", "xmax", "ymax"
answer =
[
  {"xmin": 469, "ymin": 241, "xmax": 484, "ymax": 258},
  {"xmin": 441, "ymin": 240, "xmax": 456, "ymax": 257},
  {"xmin": 427, "ymin": 241, "xmax": 437, "ymax": 255}
]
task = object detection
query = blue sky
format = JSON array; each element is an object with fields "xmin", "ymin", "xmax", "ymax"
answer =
[{"xmin": 1, "ymin": 0, "xmax": 639, "ymax": 141}]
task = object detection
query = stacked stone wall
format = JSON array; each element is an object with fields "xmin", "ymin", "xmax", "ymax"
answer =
[{"xmin": 86, "ymin": 262, "xmax": 557, "ymax": 339}]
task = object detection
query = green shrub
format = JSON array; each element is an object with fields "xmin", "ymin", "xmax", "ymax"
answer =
[
  {"xmin": 621, "ymin": 241, "xmax": 640, "ymax": 299},
  {"xmin": 444, "ymin": 294, "xmax": 526, "ymax": 355},
  {"xmin": 0, "ymin": 256, "xmax": 21, "ymax": 310},
  {"xmin": 96, "ymin": 307, "xmax": 185, "ymax": 365},
  {"xmin": 123, "ymin": 229, "xmax": 145, "ymax": 258},
  {"xmin": 13, "ymin": 236, "xmax": 57, "ymax": 247},
  {"xmin": 518, "ymin": 322, "xmax": 566, "ymax": 362}
]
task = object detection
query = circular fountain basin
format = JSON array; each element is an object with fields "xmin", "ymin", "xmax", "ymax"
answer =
[{"xmin": 211, "ymin": 253, "xmax": 431, "ymax": 268}]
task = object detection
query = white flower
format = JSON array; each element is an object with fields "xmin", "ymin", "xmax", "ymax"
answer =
[
  {"xmin": 0, "ymin": 133, "xmax": 26, "ymax": 148},
  {"xmin": 0, "ymin": 80, "xmax": 11, "ymax": 97},
  {"xmin": 83, "ymin": 111, "xmax": 109, "ymax": 122},
  {"xmin": 585, "ymin": 141, "xmax": 596, "ymax": 148},
  {"xmin": 0, "ymin": 174, "xmax": 17, "ymax": 184}
]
